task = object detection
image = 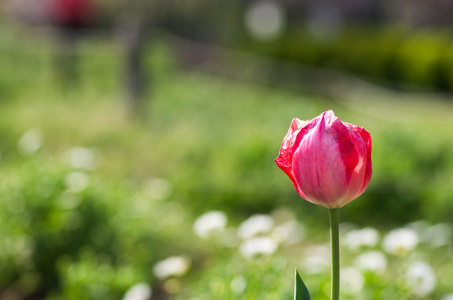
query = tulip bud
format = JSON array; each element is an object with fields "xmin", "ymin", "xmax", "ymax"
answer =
[{"xmin": 275, "ymin": 110, "xmax": 372, "ymax": 208}]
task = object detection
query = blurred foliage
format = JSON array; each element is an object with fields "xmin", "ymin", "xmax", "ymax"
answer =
[
  {"xmin": 0, "ymin": 153, "xmax": 201, "ymax": 298},
  {"xmin": 240, "ymin": 25, "xmax": 453, "ymax": 92}
]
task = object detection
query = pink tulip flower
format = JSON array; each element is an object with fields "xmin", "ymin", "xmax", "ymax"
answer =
[{"xmin": 275, "ymin": 110, "xmax": 372, "ymax": 208}]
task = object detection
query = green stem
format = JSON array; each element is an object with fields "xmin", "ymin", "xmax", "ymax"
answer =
[{"xmin": 329, "ymin": 208, "xmax": 340, "ymax": 300}]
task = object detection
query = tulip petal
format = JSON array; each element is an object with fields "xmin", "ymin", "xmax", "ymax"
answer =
[
  {"xmin": 292, "ymin": 112, "xmax": 348, "ymax": 207},
  {"xmin": 275, "ymin": 118, "xmax": 312, "ymax": 201}
]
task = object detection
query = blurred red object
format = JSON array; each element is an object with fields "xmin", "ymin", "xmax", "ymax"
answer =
[{"xmin": 49, "ymin": 0, "xmax": 93, "ymax": 28}]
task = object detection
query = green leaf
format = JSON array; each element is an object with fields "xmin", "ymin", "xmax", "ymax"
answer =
[{"xmin": 294, "ymin": 269, "xmax": 311, "ymax": 300}]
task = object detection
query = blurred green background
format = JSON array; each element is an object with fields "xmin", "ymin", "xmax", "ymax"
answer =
[{"xmin": 0, "ymin": 1, "xmax": 453, "ymax": 299}]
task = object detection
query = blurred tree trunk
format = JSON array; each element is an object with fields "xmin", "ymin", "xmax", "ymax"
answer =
[{"xmin": 117, "ymin": 13, "xmax": 148, "ymax": 118}]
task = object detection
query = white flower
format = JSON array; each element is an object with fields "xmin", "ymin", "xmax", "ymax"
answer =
[
  {"xmin": 354, "ymin": 250, "xmax": 387, "ymax": 274},
  {"xmin": 301, "ymin": 254, "xmax": 330, "ymax": 274},
  {"xmin": 359, "ymin": 227, "xmax": 380, "ymax": 247},
  {"xmin": 230, "ymin": 275, "xmax": 247, "ymax": 294},
  {"xmin": 341, "ymin": 267, "xmax": 364, "ymax": 294},
  {"xmin": 408, "ymin": 220, "xmax": 430, "ymax": 236},
  {"xmin": 344, "ymin": 227, "xmax": 379, "ymax": 250},
  {"xmin": 65, "ymin": 171, "xmax": 90, "ymax": 193},
  {"xmin": 64, "ymin": 147, "xmax": 98, "ymax": 170},
  {"xmin": 301, "ymin": 245, "xmax": 330, "ymax": 274},
  {"xmin": 18, "ymin": 128, "xmax": 43, "ymax": 155},
  {"xmin": 239, "ymin": 237, "xmax": 277, "ymax": 258},
  {"xmin": 424, "ymin": 223, "xmax": 452, "ymax": 248},
  {"xmin": 441, "ymin": 294, "xmax": 453, "ymax": 300},
  {"xmin": 193, "ymin": 211, "xmax": 227, "ymax": 239},
  {"xmin": 123, "ymin": 283, "xmax": 152, "ymax": 300},
  {"xmin": 405, "ymin": 261, "xmax": 436, "ymax": 296},
  {"xmin": 237, "ymin": 215, "xmax": 274, "ymax": 239},
  {"xmin": 271, "ymin": 220, "xmax": 305, "ymax": 245},
  {"xmin": 382, "ymin": 228, "xmax": 418, "ymax": 256},
  {"xmin": 153, "ymin": 256, "xmax": 191, "ymax": 279}
]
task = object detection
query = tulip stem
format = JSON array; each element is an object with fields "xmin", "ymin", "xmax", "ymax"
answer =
[{"xmin": 329, "ymin": 208, "xmax": 340, "ymax": 300}]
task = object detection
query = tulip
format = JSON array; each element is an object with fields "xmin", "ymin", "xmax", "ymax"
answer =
[
  {"xmin": 277, "ymin": 110, "xmax": 372, "ymax": 300},
  {"xmin": 275, "ymin": 110, "xmax": 372, "ymax": 208}
]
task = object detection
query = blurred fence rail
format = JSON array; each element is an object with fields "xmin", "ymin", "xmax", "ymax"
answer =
[{"xmin": 0, "ymin": 22, "xmax": 117, "ymax": 56}]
